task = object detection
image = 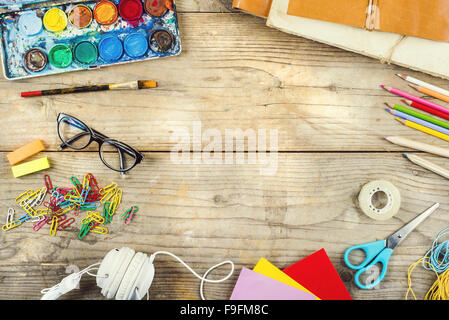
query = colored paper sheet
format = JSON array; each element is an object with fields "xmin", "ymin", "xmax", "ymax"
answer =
[
  {"xmin": 253, "ymin": 258, "xmax": 319, "ymax": 299},
  {"xmin": 230, "ymin": 267, "xmax": 316, "ymax": 300},
  {"xmin": 283, "ymin": 249, "xmax": 352, "ymax": 300}
]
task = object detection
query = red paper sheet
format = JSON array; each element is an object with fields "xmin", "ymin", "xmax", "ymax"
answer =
[{"xmin": 283, "ymin": 248, "xmax": 352, "ymax": 300}]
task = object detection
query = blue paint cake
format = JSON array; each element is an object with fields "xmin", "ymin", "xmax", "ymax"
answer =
[{"xmin": 0, "ymin": 0, "xmax": 181, "ymax": 79}]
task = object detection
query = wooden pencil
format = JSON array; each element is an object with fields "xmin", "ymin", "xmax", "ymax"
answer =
[
  {"xmin": 401, "ymin": 99, "xmax": 449, "ymax": 122},
  {"xmin": 386, "ymin": 103, "xmax": 449, "ymax": 130},
  {"xmin": 395, "ymin": 117, "xmax": 449, "ymax": 142},
  {"xmin": 383, "ymin": 136, "xmax": 449, "ymax": 158},
  {"xmin": 403, "ymin": 153, "xmax": 449, "ymax": 180},
  {"xmin": 396, "ymin": 73, "xmax": 449, "ymax": 98},
  {"xmin": 21, "ymin": 80, "xmax": 157, "ymax": 98},
  {"xmin": 385, "ymin": 106, "xmax": 449, "ymax": 136},
  {"xmin": 408, "ymin": 83, "xmax": 449, "ymax": 104},
  {"xmin": 381, "ymin": 85, "xmax": 449, "ymax": 116}
]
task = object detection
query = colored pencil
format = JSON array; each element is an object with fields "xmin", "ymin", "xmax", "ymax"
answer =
[
  {"xmin": 385, "ymin": 106, "xmax": 449, "ymax": 136},
  {"xmin": 395, "ymin": 117, "xmax": 449, "ymax": 142},
  {"xmin": 396, "ymin": 74, "xmax": 449, "ymax": 98},
  {"xmin": 380, "ymin": 85, "xmax": 449, "ymax": 116},
  {"xmin": 403, "ymin": 153, "xmax": 449, "ymax": 180},
  {"xmin": 386, "ymin": 103, "xmax": 449, "ymax": 130},
  {"xmin": 408, "ymin": 83, "xmax": 449, "ymax": 104},
  {"xmin": 383, "ymin": 136, "xmax": 449, "ymax": 158},
  {"xmin": 401, "ymin": 99, "xmax": 449, "ymax": 122},
  {"xmin": 20, "ymin": 80, "xmax": 157, "ymax": 98}
]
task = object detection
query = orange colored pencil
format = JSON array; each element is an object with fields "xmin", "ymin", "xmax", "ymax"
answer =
[{"xmin": 409, "ymin": 84, "xmax": 449, "ymax": 104}]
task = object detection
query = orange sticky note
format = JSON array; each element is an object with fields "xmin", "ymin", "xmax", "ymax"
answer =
[{"xmin": 7, "ymin": 139, "xmax": 46, "ymax": 165}]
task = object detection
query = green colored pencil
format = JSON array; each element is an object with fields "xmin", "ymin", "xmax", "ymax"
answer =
[{"xmin": 386, "ymin": 103, "xmax": 449, "ymax": 131}]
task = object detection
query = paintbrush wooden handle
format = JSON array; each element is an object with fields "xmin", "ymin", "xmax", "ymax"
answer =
[{"xmin": 21, "ymin": 85, "xmax": 110, "ymax": 97}]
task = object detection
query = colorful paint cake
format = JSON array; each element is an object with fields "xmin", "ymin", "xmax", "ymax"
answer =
[{"xmin": 0, "ymin": 0, "xmax": 180, "ymax": 79}]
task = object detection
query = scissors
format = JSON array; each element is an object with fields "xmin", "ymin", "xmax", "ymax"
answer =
[{"xmin": 344, "ymin": 202, "xmax": 439, "ymax": 289}]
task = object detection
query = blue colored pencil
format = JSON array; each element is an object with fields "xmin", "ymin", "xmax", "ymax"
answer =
[{"xmin": 385, "ymin": 107, "xmax": 449, "ymax": 136}]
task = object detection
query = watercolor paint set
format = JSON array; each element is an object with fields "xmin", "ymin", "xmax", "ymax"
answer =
[{"xmin": 0, "ymin": 0, "xmax": 181, "ymax": 80}]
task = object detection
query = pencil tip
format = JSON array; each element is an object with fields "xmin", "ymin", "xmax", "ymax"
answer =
[
  {"xmin": 403, "ymin": 153, "xmax": 408, "ymax": 158},
  {"xmin": 408, "ymin": 83, "xmax": 418, "ymax": 89},
  {"xmin": 395, "ymin": 73, "xmax": 406, "ymax": 80}
]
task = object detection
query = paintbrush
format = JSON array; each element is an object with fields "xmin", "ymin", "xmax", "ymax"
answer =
[{"xmin": 20, "ymin": 80, "xmax": 157, "ymax": 97}]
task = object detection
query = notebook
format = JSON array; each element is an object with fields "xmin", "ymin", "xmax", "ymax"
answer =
[
  {"xmin": 229, "ymin": 267, "xmax": 317, "ymax": 300},
  {"xmin": 287, "ymin": 0, "xmax": 449, "ymax": 42},
  {"xmin": 267, "ymin": 0, "xmax": 449, "ymax": 81},
  {"xmin": 283, "ymin": 249, "xmax": 352, "ymax": 300},
  {"xmin": 232, "ymin": 0, "xmax": 272, "ymax": 18}
]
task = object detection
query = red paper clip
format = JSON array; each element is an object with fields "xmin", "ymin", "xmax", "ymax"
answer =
[{"xmin": 44, "ymin": 174, "xmax": 53, "ymax": 194}]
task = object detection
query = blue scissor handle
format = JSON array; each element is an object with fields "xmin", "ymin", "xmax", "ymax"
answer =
[
  {"xmin": 344, "ymin": 240, "xmax": 386, "ymax": 270},
  {"xmin": 344, "ymin": 240, "xmax": 394, "ymax": 289},
  {"xmin": 353, "ymin": 248, "xmax": 393, "ymax": 289}
]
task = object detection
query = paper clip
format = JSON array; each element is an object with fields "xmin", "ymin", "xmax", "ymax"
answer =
[
  {"xmin": 78, "ymin": 220, "xmax": 96, "ymax": 239},
  {"xmin": 100, "ymin": 183, "xmax": 117, "ymax": 203},
  {"xmin": 2, "ymin": 220, "xmax": 23, "ymax": 231},
  {"xmin": 82, "ymin": 173, "xmax": 91, "ymax": 189},
  {"xmin": 121, "ymin": 206, "xmax": 139, "ymax": 225},
  {"xmin": 44, "ymin": 174, "xmax": 53, "ymax": 194},
  {"xmin": 58, "ymin": 217, "xmax": 75, "ymax": 230},
  {"xmin": 15, "ymin": 189, "xmax": 33, "ymax": 204},
  {"xmin": 33, "ymin": 216, "xmax": 49, "ymax": 232},
  {"xmin": 103, "ymin": 202, "xmax": 113, "ymax": 223},
  {"xmin": 6, "ymin": 208, "xmax": 14, "ymax": 225},
  {"xmin": 16, "ymin": 213, "xmax": 32, "ymax": 224},
  {"xmin": 27, "ymin": 215, "xmax": 45, "ymax": 223},
  {"xmin": 71, "ymin": 176, "xmax": 82, "ymax": 196},
  {"xmin": 90, "ymin": 226, "xmax": 108, "ymax": 235},
  {"xmin": 47, "ymin": 214, "xmax": 66, "ymax": 225},
  {"xmin": 86, "ymin": 173, "xmax": 99, "ymax": 193},
  {"xmin": 35, "ymin": 208, "xmax": 51, "ymax": 216},
  {"xmin": 49, "ymin": 216, "xmax": 58, "ymax": 237}
]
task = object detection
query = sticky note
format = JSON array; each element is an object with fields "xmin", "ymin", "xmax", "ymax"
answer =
[
  {"xmin": 7, "ymin": 139, "xmax": 46, "ymax": 165},
  {"xmin": 253, "ymin": 258, "xmax": 320, "ymax": 299},
  {"xmin": 283, "ymin": 249, "xmax": 352, "ymax": 300},
  {"xmin": 230, "ymin": 267, "xmax": 316, "ymax": 300},
  {"xmin": 11, "ymin": 157, "xmax": 50, "ymax": 178}
]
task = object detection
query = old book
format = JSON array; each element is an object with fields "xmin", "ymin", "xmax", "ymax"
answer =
[{"xmin": 267, "ymin": 0, "xmax": 449, "ymax": 80}]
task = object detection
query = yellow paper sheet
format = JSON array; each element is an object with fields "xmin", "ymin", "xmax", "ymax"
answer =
[{"xmin": 253, "ymin": 258, "xmax": 320, "ymax": 300}]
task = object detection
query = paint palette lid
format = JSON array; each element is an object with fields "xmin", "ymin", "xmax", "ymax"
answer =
[{"xmin": 0, "ymin": 0, "xmax": 53, "ymax": 9}]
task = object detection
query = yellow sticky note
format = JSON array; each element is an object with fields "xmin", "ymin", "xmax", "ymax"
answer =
[
  {"xmin": 253, "ymin": 258, "xmax": 320, "ymax": 300},
  {"xmin": 11, "ymin": 157, "xmax": 50, "ymax": 178}
]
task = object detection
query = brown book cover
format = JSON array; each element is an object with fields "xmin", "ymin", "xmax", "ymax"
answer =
[
  {"xmin": 232, "ymin": 0, "xmax": 273, "ymax": 18},
  {"xmin": 287, "ymin": 0, "xmax": 449, "ymax": 42}
]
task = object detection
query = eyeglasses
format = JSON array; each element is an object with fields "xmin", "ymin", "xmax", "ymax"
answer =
[{"xmin": 57, "ymin": 113, "xmax": 144, "ymax": 173}]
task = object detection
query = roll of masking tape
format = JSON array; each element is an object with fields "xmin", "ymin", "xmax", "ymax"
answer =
[{"xmin": 358, "ymin": 180, "xmax": 401, "ymax": 221}]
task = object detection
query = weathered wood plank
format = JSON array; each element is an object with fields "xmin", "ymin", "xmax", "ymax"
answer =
[
  {"xmin": 0, "ymin": 152, "xmax": 447, "ymax": 299},
  {"xmin": 2, "ymin": 14, "xmax": 449, "ymax": 151}
]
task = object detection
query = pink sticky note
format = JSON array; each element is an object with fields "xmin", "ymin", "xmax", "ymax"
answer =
[{"xmin": 230, "ymin": 267, "xmax": 317, "ymax": 300}]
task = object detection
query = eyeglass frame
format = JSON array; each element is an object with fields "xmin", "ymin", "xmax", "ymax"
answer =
[{"xmin": 57, "ymin": 113, "xmax": 144, "ymax": 173}]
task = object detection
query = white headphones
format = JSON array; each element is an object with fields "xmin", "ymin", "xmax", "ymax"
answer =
[{"xmin": 41, "ymin": 247, "xmax": 234, "ymax": 300}]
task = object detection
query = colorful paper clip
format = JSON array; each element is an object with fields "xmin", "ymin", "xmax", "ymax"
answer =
[
  {"xmin": 44, "ymin": 174, "xmax": 53, "ymax": 194},
  {"xmin": 49, "ymin": 216, "xmax": 58, "ymax": 237},
  {"xmin": 33, "ymin": 216, "xmax": 49, "ymax": 232},
  {"xmin": 121, "ymin": 206, "xmax": 139, "ymax": 225},
  {"xmin": 58, "ymin": 217, "xmax": 75, "ymax": 231}
]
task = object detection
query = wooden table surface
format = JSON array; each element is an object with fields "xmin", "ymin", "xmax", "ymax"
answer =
[{"xmin": 1, "ymin": 0, "xmax": 449, "ymax": 300}]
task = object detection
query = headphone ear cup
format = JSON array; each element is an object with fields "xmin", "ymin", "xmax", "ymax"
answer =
[
  {"xmin": 129, "ymin": 257, "xmax": 155, "ymax": 300},
  {"xmin": 102, "ymin": 247, "xmax": 136, "ymax": 299},
  {"xmin": 97, "ymin": 248, "xmax": 120, "ymax": 292},
  {"xmin": 115, "ymin": 252, "xmax": 148, "ymax": 300}
]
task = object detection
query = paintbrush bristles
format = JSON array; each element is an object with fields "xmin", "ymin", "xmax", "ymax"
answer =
[{"xmin": 138, "ymin": 80, "xmax": 157, "ymax": 89}]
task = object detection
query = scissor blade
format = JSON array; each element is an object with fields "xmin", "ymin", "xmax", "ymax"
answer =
[{"xmin": 386, "ymin": 203, "xmax": 439, "ymax": 250}]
